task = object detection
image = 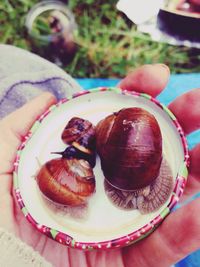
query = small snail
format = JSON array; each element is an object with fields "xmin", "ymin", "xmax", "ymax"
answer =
[
  {"xmin": 61, "ymin": 117, "xmax": 96, "ymax": 155},
  {"xmin": 36, "ymin": 117, "xmax": 96, "ymax": 206},
  {"xmin": 36, "ymin": 158, "xmax": 95, "ymax": 206},
  {"xmin": 96, "ymin": 107, "xmax": 173, "ymax": 214}
]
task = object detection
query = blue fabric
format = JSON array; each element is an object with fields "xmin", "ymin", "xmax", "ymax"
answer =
[
  {"xmin": 76, "ymin": 73, "xmax": 200, "ymax": 104},
  {"xmin": 76, "ymin": 74, "xmax": 200, "ymax": 267}
]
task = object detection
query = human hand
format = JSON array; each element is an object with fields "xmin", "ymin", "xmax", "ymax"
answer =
[
  {"xmin": 0, "ymin": 64, "xmax": 199, "ymax": 267},
  {"xmin": 119, "ymin": 64, "xmax": 200, "ymax": 267}
]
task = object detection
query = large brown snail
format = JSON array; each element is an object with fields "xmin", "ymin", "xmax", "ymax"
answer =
[
  {"xmin": 36, "ymin": 117, "xmax": 96, "ymax": 206},
  {"xmin": 96, "ymin": 107, "xmax": 173, "ymax": 214}
]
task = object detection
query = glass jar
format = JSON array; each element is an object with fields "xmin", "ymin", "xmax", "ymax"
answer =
[{"xmin": 25, "ymin": 0, "xmax": 77, "ymax": 66}]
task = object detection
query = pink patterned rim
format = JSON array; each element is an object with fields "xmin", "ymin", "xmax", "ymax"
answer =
[{"xmin": 13, "ymin": 87, "xmax": 189, "ymax": 250}]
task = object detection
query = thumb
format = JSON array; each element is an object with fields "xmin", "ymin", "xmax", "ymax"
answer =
[
  {"xmin": 118, "ymin": 64, "xmax": 170, "ymax": 97},
  {"xmin": 2, "ymin": 92, "xmax": 56, "ymax": 141}
]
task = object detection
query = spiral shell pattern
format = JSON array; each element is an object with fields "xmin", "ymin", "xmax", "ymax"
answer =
[{"xmin": 61, "ymin": 117, "xmax": 96, "ymax": 154}]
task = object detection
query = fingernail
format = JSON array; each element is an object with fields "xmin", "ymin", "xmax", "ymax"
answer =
[{"xmin": 154, "ymin": 63, "xmax": 170, "ymax": 75}]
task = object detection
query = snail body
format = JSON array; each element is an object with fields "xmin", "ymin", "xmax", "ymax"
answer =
[
  {"xmin": 96, "ymin": 107, "xmax": 173, "ymax": 214},
  {"xmin": 104, "ymin": 159, "xmax": 173, "ymax": 214},
  {"xmin": 53, "ymin": 146, "xmax": 96, "ymax": 168}
]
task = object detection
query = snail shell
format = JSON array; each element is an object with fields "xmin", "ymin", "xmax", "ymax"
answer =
[
  {"xmin": 61, "ymin": 117, "xmax": 96, "ymax": 155},
  {"xmin": 96, "ymin": 107, "xmax": 163, "ymax": 191},
  {"xmin": 36, "ymin": 158, "xmax": 95, "ymax": 206}
]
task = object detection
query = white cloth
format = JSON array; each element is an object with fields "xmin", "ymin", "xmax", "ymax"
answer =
[
  {"xmin": 0, "ymin": 228, "xmax": 52, "ymax": 267},
  {"xmin": 0, "ymin": 44, "xmax": 82, "ymax": 118}
]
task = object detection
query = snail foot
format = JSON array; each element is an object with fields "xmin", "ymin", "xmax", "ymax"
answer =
[{"xmin": 137, "ymin": 159, "xmax": 173, "ymax": 214}]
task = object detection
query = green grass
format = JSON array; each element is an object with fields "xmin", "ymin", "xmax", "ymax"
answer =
[{"xmin": 1, "ymin": 0, "xmax": 200, "ymax": 77}]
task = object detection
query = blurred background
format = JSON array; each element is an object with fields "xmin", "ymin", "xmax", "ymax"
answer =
[{"xmin": 1, "ymin": 0, "xmax": 200, "ymax": 78}]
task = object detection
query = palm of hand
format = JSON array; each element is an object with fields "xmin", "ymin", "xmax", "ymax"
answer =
[{"xmin": 0, "ymin": 65, "xmax": 200, "ymax": 267}]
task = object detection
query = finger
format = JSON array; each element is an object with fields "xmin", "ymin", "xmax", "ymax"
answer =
[
  {"xmin": 0, "ymin": 93, "xmax": 56, "ymax": 174},
  {"xmin": 123, "ymin": 198, "xmax": 200, "ymax": 267},
  {"xmin": 0, "ymin": 174, "xmax": 16, "ymax": 233},
  {"xmin": 2, "ymin": 92, "xmax": 56, "ymax": 141},
  {"xmin": 168, "ymin": 88, "xmax": 200, "ymax": 135},
  {"xmin": 190, "ymin": 143, "xmax": 200, "ymax": 179},
  {"xmin": 182, "ymin": 144, "xmax": 200, "ymax": 198},
  {"xmin": 118, "ymin": 64, "xmax": 170, "ymax": 97}
]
